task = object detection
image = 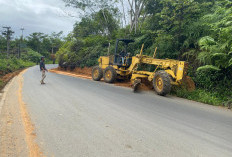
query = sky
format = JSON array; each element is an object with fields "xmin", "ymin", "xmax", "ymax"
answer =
[{"xmin": 0, "ymin": 0, "xmax": 78, "ymax": 38}]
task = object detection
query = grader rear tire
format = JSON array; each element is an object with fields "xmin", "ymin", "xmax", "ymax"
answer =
[
  {"xmin": 153, "ymin": 71, "xmax": 171, "ymax": 96},
  {"xmin": 92, "ymin": 66, "xmax": 103, "ymax": 81},
  {"xmin": 104, "ymin": 66, "xmax": 117, "ymax": 83}
]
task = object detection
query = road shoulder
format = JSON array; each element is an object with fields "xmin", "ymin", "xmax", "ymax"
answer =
[
  {"xmin": 0, "ymin": 70, "xmax": 43, "ymax": 157},
  {"xmin": 0, "ymin": 75, "xmax": 29, "ymax": 156}
]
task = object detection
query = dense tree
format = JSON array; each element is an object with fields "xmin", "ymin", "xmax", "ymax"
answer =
[
  {"xmin": 27, "ymin": 32, "xmax": 48, "ymax": 55},
  {"xmin": 0, "ymin": 35, "xmax": 7, "ymax": 53},
  {"xmin": 196, "ymin": 0, "xmax": 232, "ymax": 84},
  {"xmin": 63, "ymin": 0, "xmax": 117, "ymax": 31},
  {"xmin": 73, "ymin": 9, "xmax": 119, "ymax": 38},
  {"xmin": 26, "ymin": 32, "xmax": 63, "ymax": 58},
  {"xmin": 57, "ymin": 0, "xmax": 232, "ymax": 102},
  {"xmin": 127, "ymin": 0, "xmax": 148, "ymax": 33},
  {"xmin": 49, "ymin": 31, "xmax": 63, "ymax": 54},
  {"xmin": 63, "ymin": 0, "xmax": 114, "ymax": 14}
]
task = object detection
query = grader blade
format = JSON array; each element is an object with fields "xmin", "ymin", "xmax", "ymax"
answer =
[
  {"xmin": 133, "ymin": 79, "xmax": 142, "ymax": 93},
  {"xmin": 182, "ymin": 76, "xmax": 196, "ymax": 92}
]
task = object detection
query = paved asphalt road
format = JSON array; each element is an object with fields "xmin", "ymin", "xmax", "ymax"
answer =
[{"xmin": 22, "ymin": 65, "xmax": 232, "ymax": 157}]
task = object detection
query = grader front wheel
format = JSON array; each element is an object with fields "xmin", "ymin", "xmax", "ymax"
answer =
[{"xmin": 153, "ymin": 71, "xmax": 171, "ymax": 96}]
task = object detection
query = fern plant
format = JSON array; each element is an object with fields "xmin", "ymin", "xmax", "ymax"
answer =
[{"xmin": 197, "ymin": 1, "xmax": 232, "ymax": 70}]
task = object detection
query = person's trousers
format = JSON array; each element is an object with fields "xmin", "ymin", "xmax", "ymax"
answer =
[{"xmin": 41, "ymin": 70, "xmax": 46, "ymax": 83}]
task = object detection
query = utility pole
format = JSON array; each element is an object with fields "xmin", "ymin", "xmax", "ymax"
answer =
[
  {"xmin": 2, "ymin": 26, "xmax": 14, "ymax": 58},
  {"xmin": 19, "ymin": 27, "xmax": 25, "ymax": 58},
  {"xmin": 20, "ymin": 27, "xmax": 24, "ymax": 39}
]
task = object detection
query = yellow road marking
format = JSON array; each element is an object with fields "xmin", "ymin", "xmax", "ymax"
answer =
[{"xmin": 18, "ymin": 70, "xmax": 44, "ymax": 157}]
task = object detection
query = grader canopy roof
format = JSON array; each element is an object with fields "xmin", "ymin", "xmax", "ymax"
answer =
[{"xmin": 116, "ymin": 39, "xmax": 135, "ymax": 44}]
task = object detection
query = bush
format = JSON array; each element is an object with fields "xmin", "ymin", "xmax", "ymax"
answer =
[
  {"xmin": 172, "ymin": 88, "xmax": 227, "ymax": 106},
  {"xmin": 0, "ymin": 58, "xmax": 34, "ymax": 76},
  {"xmin": 21, "ymin": 48, "xmax": 42, "ymax": 63},
  {"xmin": 195, "ymin": 65, "xmax": 222, "ymax": 89},
  {"xmin": 57, "ymin": 36, "xmax": 109, "ymax": 68}
]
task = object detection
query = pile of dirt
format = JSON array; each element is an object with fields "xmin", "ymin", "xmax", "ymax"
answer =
[
  {"xmin": 73, "ymin": 67, "xmax": 92, "ymax": 76},
  {"xmin": 114, "ymin": 80, "xmax": 132, "ymax": 88},
  {"xmin": 182, "ymin": 76, "xmax": 196, "ymax": 92}
]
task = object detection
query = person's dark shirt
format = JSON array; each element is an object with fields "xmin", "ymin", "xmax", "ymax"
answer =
[{"xmin": 40, "ymin": 60, "xmax": 46, "ymax": 71}]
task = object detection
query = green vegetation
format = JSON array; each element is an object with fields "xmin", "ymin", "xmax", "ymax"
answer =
[
  {"xmin": 0, "ymin": 58, "xmax": 34, "ymax": 75},
  {"xmin": 0, "ymin": 31, "xmax": 63, "ymax": 60},
  {"xmin": 0, "ymin": 30, "xmax": 63, "ymax": 89},
  {"xmin": 26, "ymin": 32, "xmax": 63, "ymax": 58},
  {"xmin": 0, "ymin": 31, "xmax": 63, "ymax": 76},
  {"xmin": 57, "ymin": 0, "xmax": 232, "ymax": 107},
  {"xmin": 172, "ymin": 88, "xmax": 232, "ymax": 106},
  {"xmin": 0, "ymin": 0, "xmax": 231, "ymax": 106},
  {"xmin": 0, "ymin": 58, "xmax": 35, "ymax": 89},
  {"xmin": 21, "ymin": 48, "xmax": 42, "ymax": 64},
  {"xmin": 0, "ymin": 80, "xmax": 3, "ymax": 87}
]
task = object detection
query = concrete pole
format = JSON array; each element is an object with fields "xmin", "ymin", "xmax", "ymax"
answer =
[
  {"xmin": 19, "ymin": 27, "xmax": 25, "ymax": 58},
  {"xmin": 2, "ymin": 27, "xmax": 14, "ymax": 58}
]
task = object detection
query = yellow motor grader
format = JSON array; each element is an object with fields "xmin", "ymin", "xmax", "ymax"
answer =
[{"xmin": 92, "ymin": 39, "xmax": 194, "ymax": 96}]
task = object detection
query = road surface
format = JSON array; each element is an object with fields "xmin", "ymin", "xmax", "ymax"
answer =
[{"xmin": 2, "ymin": 65, "xmax": 232, "ymax": 157}]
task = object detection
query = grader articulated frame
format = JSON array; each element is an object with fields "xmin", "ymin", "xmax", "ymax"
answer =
[{"xmin": 92, "ymin": 39, "xmax": 193, "ymax": 96}]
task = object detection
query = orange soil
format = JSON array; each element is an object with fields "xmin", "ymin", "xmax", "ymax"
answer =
[
  {"xmin": 0, "ymin": 70, "xmax": 24, "ymax": 90},
  {"xmin": 183, "ymin": 76, "xmax": 196, "ymax": 92},
  {"xmin": 56, "ymin": 67, "xmax": 92, "ymax": 76},
  {"xmin": 49, "ymin": 67, "xmax": 147, "ymax": 89}
]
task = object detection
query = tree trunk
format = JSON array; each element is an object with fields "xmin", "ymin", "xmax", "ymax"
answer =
[{"xmin": 128, "ymin": 0, "xmax": 146, "ymax": 34}]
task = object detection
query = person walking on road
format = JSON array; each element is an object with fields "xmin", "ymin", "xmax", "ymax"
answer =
[{"xmin": 40, "ymin": 56, "xmax": 48, "ymax": 84}]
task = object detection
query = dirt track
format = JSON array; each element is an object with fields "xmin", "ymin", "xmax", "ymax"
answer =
[{"xmin": 49, "ymin": 67, "xmax": 152, "ymax": 90}]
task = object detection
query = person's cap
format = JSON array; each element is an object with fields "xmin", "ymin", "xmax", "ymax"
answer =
[{"xmin": 41, "ymin": 56, "xmax": 45, "ymax": 60}]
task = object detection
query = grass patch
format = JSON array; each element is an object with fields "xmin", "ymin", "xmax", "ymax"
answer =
[{"xmin": 171, "ymin": 88, "xmax": 232, "ymax": 107}]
